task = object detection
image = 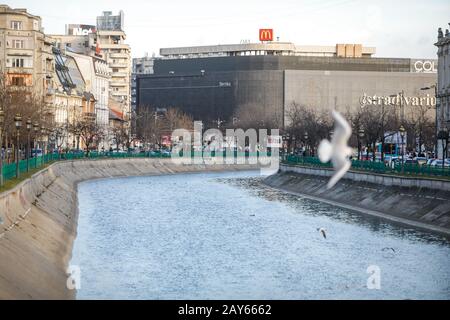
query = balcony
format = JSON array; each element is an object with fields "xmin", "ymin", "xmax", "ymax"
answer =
[
  {"xmin": 109, "ymin": 63, "xmax": 129, "ymax": 69},
  {"xmin": 111, "ymin": 72, "xmax": 128, "ymax": 77},
  {"xmin": 83, "ymin": 112, "xmax": 96, "ymax": 122},
  {"xmin": 111, "ymin": 81, "xmax": 128, "ymax": 87},
  {"xmin": 110, "ymin": 52, "xmax": 129, "ymax": 59}
]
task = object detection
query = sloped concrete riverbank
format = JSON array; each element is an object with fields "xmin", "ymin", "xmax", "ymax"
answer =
[
  {"xmin": 0, "ymin": 159, "xmax": 259, "ymax": 299},
  {"xmin": 264, "ymin": 165, "xmax": 450, "ymax": 236}
]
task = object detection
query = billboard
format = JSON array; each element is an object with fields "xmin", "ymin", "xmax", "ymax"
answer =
[
  {"xmin": 66, "ymin": 24, "xmax": 96, "ymax": 36},
  {"xmin": 259, "ymin": 29, "xmax": 273, "ymax": 42}
]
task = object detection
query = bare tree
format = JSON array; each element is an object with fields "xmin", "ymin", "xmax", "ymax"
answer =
[{"xmin": 69, "ymin": 118, "xmax": 104, "ymax": 156}]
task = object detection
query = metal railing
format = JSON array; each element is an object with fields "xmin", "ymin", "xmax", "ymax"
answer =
[
  {"xmin": 0, "ymin": 151, "xmax": 172, "ymax": 184},
  {"xmin": 0, "ymin": 150, "xmax": 274, "ymax": 185},
  {"xmin": 282, "ymin": 155, "xmax": 450, "ymax": 177}
]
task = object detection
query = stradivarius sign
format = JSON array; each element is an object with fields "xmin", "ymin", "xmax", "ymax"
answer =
[{"xmin": 359, "ymin": 93, "xmax": 436, "ymax": 108}]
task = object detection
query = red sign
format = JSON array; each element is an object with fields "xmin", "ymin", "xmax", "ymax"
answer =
[{"xmin": 259, "ymin": 29, "xmax": 273, "ymax": 42}]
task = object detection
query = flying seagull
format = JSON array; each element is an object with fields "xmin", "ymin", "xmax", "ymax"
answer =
[
  {"xmin": 318, "ymin": 111, "xmax": 352, "ymax": 189},
  {"xmin": 317, "ymin": 228, "xmax": 327, "ymax": 239}
]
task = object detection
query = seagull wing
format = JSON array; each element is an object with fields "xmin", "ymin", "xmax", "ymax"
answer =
[
  {"xmin": 327, "ymin": 111, "xmax": 352, "ymax": 189},
  {"xmin": 327, "ymin": 159, "xmax": 351, "ymax": 189}
]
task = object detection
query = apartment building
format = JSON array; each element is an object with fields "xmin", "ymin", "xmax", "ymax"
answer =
[
  {"xmin": 0, "ymin": 5, "xmax": 54, "ymax": 98},
  {"xmin": 50, "ymin": 11, "xmax": 131, "ymax": 124},
  {"xmin": 96, "ymin": 11, "xmax": 131, "ymax": 121}
]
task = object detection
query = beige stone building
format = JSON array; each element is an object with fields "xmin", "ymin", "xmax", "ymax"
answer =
[
  {"xmin": 50, "ymin": 11, "xmax": 131, "ymax": 125},
  {"xmin": 0, "ymin": 5, "xmax": 53, "ymax": 98}
]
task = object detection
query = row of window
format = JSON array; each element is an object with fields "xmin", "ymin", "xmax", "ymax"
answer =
[
  {"xmin": 0, "ymin": 39, "xmax": 26, "ymax": 49},
  {"xmin": 6, "ymin": 57, "xmax": 33, "ymax": 68},
  {"xmin": 11, "ymin": 21, "xmax": 22, "ymax": 30},
  {"xmin": 9, "ymin": 20, "xmax": 39, "ymax": 31}
]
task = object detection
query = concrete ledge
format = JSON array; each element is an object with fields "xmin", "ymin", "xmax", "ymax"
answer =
[
  {"xmin": 280, "ymin": 164, "xmax": 450, "ymax": 191},
  {"xmin": 265, "ymin": 166, "xmax": 450, "ymax": 236},
  {"xmin": 0, "ymin": 158, "xmax": 259, "ymax": 299}
]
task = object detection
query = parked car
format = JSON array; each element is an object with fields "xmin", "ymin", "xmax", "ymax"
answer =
[
  {"xmin": 31, "ymin": 149, "xmax": 43, "ymax": 157},
  {"xmin": 430, "ymin": 160, "xmax": 450, "ymax": 167},
  {"xmin": 404, "ymin": 159, "xmax": 419, "ymax": 166},
  {"xmin": 414, "ymin": 157, "xmax": 427, "ymax": 165}
]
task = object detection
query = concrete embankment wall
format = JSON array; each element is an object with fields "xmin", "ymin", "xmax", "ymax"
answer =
[
  {"xmin": 0, "ymin": 159, "xmax": 258, "ymax": 300},
  {"xmin": 264, "ymin": 164, "xmax": 450, "ymax": 235}
]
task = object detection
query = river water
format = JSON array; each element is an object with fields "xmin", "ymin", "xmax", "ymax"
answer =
[{"xmin": 72, "ymin": 171, "xmax": 450, "ymax": 299}]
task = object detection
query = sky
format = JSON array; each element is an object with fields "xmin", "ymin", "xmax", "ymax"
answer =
[{"xmin": 4, "ymin": 0, "xmax": 450, "ymax": 59}]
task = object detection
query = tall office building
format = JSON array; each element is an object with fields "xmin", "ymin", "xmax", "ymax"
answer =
[
  {"xmin": 131, "ymin": 54, "xmax": 155, "ymax": 112},
  {"xmin": 95, "ymin": 11, "xmax": 131, "ymax": 121}
]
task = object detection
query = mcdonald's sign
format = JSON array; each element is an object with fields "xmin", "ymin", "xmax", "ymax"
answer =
[{"xmin": 259, "ymin": 29, "xmax": 273, "ymax": 42}]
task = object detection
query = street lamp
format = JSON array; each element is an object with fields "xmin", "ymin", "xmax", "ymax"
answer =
[
  {"xmin": 304, "ymin": 132, "xmax": 309, "ymax": 156},
  {"xmin": 26, "ymin": 118, "xmax": 32, "ymax": 172},
  {"xmin": 358, "ymin": 128, "xmax": 365, "ymax": 161},
  {"xmin": 41, "ymin": 126, "xmax": 46, "ymax": 164},
  {"xmin": 0, "ymin": 109, "xmax": 4, "ymax": 187},
  {"xmin": 286, "ymin": 133, "xmax": 290, "ymax": 155},
  {"xmin": 421, "ymin": 85, "xmax": 438, "ymax": 160},
  {"xmin": 14, "ymin": 114, "xmax": 22, "ymax": 178},
  {"xmin": 33, "ymin": 123, "xmax": 39, "ymax": 168},
  {"xmin": 399, "ymin": 125, "xmax": 406, "ymax": 173}
]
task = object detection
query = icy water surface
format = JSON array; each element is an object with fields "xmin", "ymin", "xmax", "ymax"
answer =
[{"xmin": 72, "ymin": 171, "xmax": 450, "ymax": 299}]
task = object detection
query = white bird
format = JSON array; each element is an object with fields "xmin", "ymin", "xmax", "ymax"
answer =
[
  {"xmin": 318, "ymin": 110, "xmax": 353, "ymax": 189},
  {"xmin": 317, "ymin": 228, "xmax": 327, "ymax": 239}
]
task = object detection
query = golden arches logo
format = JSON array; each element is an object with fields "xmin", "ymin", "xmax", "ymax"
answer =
[{"xmin": 259, "ymin": 29, "xmax": 273, "ymax": 41}]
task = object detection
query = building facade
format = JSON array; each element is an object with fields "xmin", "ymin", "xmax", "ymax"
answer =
[
  {"xmin": 436, "ymin": 24, "xmax": 450, "ymax": 159},
  {"xmin": 0, "ymin": 5, "xmax": 54, "ymax": 98},
  {"xmin": 137, "ymin": 42, "xmax": 437, "ymax": 130},
  {"xmin": 96, "ymin": 11, "xmax": 131, "ymax": 120},
  {"xmin": 66, "ymin": 52, "xmax": 110, "ymax": 125},
  {"xmin": 131, "ymin": 54, "xmax": 155, "ymax": 112},
  {"xmin": 50, "ymin": 10, "xmax": 131, "ymax": 124}
]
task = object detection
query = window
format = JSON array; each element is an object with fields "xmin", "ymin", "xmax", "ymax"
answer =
[
  {"xmin": 11, "ymin": 21, "xmax": 23, "ymax": 30},
  {"xmin": 12, "ymin": 40, "xmax": 24, "ymax": 49},
  {"xmin": 12, "ymin": 58, "xmax": 24, "ymax": 68},
  {"xmin": 12, "ymin": 77, "xmax": 25, "ymax": 86}
]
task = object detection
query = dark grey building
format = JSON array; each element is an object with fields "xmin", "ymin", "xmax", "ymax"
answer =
[{"xmin": 136, "ymin": 43, "xmax": 437, "ymax": 128}]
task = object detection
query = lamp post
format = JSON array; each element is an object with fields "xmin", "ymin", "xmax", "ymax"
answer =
[
  {"xmin": 358, "ymin": 128, "xmax": 365, "ymax": 161},
  {"xmin": 399, "ymin": 125, "xmax": 406, "ymax": 174},
  {"xmin": 26, "ymin": 119, "xmax": 32, "ymax": 172},
  {"xmin": 14, "ymin": 114, "xmax": 22, "ymax": 179},
  {"xmin": 286, "ymin": 133, "xmax": 290, "ymax": 155},
  {"xmin": 304, "ymin": 132, "xmax": 309, "ymax": 156},
  {"xmin": 41, "ymin": 126, "xmax": 46, "ymax": 164},
  {"xmin": 0, "ymin": 109, "xmax": 4, "ymax": 187},
  {"xmin": 420, "ymin": 85, "xmax": 437, "ymax": 157},
  {"xmin": 292, "ymin": 135, "xmax": 296, "ymax": 154},
  {"xmin": 33, "ymin": 123, "xmax": 39, "ymax": 169}
]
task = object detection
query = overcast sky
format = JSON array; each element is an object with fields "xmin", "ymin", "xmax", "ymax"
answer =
[{"xmin": 4, "ymin": 0, "xmax": 450, "ymax": 59}]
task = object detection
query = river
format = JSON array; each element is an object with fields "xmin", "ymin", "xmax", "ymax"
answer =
[{"xmin": 71, "ymin": 170, "xmax": 450, "ymax": 299}]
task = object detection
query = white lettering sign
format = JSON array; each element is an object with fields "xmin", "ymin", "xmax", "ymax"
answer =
[{"xmin": 413, "ymin": 60, "xmax": 437, "ymax": 73}]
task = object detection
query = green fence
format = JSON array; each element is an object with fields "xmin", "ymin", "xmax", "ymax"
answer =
[
  {"xmin": 0, "ymin": 151, "xmax": 173, "ymax": 184},
  {"xmin": 0, "ymin": 150, "xmax": 277, "ymax": 185},
  {"xmin": 282, "ymin": 155, "xmax": 450, "ymax": 177}
]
